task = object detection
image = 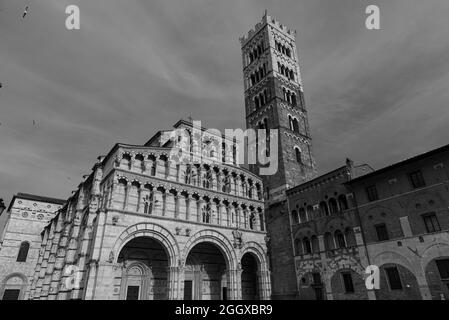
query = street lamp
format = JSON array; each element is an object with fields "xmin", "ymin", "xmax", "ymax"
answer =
[{"xmin": 0, "ymin": 198, "xmax": 5, "ymax": 216}]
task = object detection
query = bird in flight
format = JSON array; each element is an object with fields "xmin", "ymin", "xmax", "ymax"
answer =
[{"xmin": 22, "ymin": 5, "xmax": 29, "ymax": 19}]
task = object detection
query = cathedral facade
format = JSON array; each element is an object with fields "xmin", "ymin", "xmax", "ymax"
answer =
[{"xmin": 27, "ymin": 120, "xmax": 271, "ymax": 300}]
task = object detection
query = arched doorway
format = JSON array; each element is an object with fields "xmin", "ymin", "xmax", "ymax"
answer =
[
  {"xmin": 1, "ymin": 273, "xmax": 27, "ymax": 300},
  {"xmin": 184, "ymin": 242, "xmax": 229, "ymax": 300},
  {"xmin": 118, "ymin": 236, "xmax": 169, "ymax": 300},
  {"xmin": 241, "ymin": 253, "xmax": 259, "ymax": 300}
]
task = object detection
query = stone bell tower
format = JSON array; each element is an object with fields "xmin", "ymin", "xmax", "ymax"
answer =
[{"xmin": 240, "ymin": 12, "xmax": 316, "ymax": 299}]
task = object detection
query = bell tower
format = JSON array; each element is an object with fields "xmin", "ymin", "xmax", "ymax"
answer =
[{"xmin": 240, "ymin": 12, "xmax": 316, "ymax": 299}]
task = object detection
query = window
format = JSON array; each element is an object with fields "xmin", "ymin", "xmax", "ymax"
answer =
[
  {"xmin": 295, "ymin": 148, "xmax": 302, "ymax": 163},
  {"xmin": 338, "ymin": 195, "xmax": 348, "ymax": 211},
  {"xmin": 342, "ymin": 272, "xmax": 355, "ymax": 293},
  {"xmin": 126, "ymin": 286, "xmax": 140, "ymax": 300},
  {"xmin": 303, "ymin": 238, "xmax": 312, "ymax": 254},
  {"xmin": 436, "ymin": 259, "xmax": 449, "ymax": 280},
  {"xmin": 320, "ymin": 202, "xmax": 329, "ymax": 216},
  {"xmin": 385, "ymin": 267, "xmax": 403, "ymax": 290},
  {"xmin": 365, "ymin": 185, "xmax": 379, "ymax": 202},
  {"xmin": 409, "ymin": 170, "xmax": 425, "ymax": 189},
  {"xmin": 375, "ymin": 223, "xmax": 389, "ymax": 241},
  {"xmin": 335, "ymin": 230, "xmax": 346, "ymax": 248},
  {"xmin": 422, "ymin": 213, "xmax": 441, "ymax": 233},
  {"xmin": 16, "ymin": 242, "xmax": 30, "ymax": 262},
  {"xmin": 2, "ymin": 289, "xmax": 21, "ymax": 300},
  {"xmin": 291, "ymin": 210, "xmax": 299, "ymax": 224},
  {"xmin": 328, "ymin": 198, "xmax": 338, "ymax": 214}
]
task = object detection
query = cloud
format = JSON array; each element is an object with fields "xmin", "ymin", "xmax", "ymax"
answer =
[{"xmin": 0, "ymin": 0, "xmax": 448, "ymax": 207}]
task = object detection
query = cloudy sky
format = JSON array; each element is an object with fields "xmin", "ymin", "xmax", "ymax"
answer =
[{"xmin": 1, "ymin": 0, "xmax": 449, "ymax": 209}]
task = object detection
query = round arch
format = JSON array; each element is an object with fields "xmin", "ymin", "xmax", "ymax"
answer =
[
  {"xmin": 0, "ymin": 273, "xmax": 28, "ymax": 300},
  {"xmin": 112, "ymin": 222, "xmax": 180, "ymax": 267},
  {"xmin": 371, "ymin": 250, "xmax": 415, "ymax": 273},
  {"xmin": 421, "ymin": 243, "xmax": 449, "ymax": 270},
  {"xmin": 182, "ymin": 229, "xmax": 237, "ymax": 270},
  {"xmin": 240, "ymin": 241, "xmax": 268, "ymax": 271}
]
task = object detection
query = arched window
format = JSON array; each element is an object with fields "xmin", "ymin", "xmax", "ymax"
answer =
[
  {"xmin": 259, "ymin": 93, "xmax": 265, "ymax": 106},
  {"xmin": 293, "ymin": 118, "xmax": 300, "ymax": 133},
  {"xmin": 295, "ymin": 238, "xmax": 303, "ymax": 255},
  {"xmin": 291, "ymin": 93, "xmax": 297, "ymax": 106},
  {"xmin": 280, "ymin": 65, "xmax": 285, "ymax": 76},
  {"xmin": 329, "ymin": 198, "xmax": 339, "ymax": 214},
  {"xmin": 338, "ymin": 195, "xmax": 349, "ymax": 211},
  {"xmin": 290, "ymin": 70, "xmax": 295, "ymax": 81},
  {"xmin": 320, "ymin": 201, "xmax": 329, "ymax": 216},
  {"xmin": 283, "ymin": 88, "xmax": 287, "ymax": 101},
  {"xmin": 286, "ymin": 48, "xmax": 291, "ymax": 57},
  {"xmin": 249, "ymin": 52, "xmax": 254, "ymax": 63},
  {"xmin": 286, "ymin": 91, "xmax": 291, "ymax": 103},
  {"xmin": 311, "ymin": 235, "xmax": 320, "ymax": 253},
  {"xmin": 324, "ymin": 232, "xmax": 334, "ymax": 250},
  {"xmin": 303, "ymin": 238, "xmax": 312, "ymax": 254},
  {"xmin": 345, "ymin": 227, "xmax": 357, "ymax": 247},
  {"xmin": 291, "ymin": 210, "xmax": 299, "ymax": 224},
  {"xmin": 298, "ymin": 208, "xmax": 306, "ymax": 222},
  {"xmin": 254, "ymin": 96, "xmax": 259, "ymax": 109},
  {"xmin": 335, "ymin": 230, "xmax": 346, "ymax": 248},
  {"xmin": 251, "ymin": 74, "xmax": 255, "ymax": 86},
  {"xmin": 295, "ymin": 147, "xmax": 302, "ymax": 164},
  {"xmin": 288, "ymin": 115, "xmax": 293, "ymax": 130},
  {"xmin": 306, "ymin": 205, "xmax": 314, "ymax": 220},
  {"xmin": 17, "ymin": 242, "xmax": 30, "ymax": 262}
]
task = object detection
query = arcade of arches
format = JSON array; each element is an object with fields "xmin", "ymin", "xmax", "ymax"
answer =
[{"xmin": 115, "ymin": 235, "xmax": 269, "ymax": 300}]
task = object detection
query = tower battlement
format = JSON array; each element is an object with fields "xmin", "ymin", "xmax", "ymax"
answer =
[{"xmin": 239, "ymin": 11, "xmax": 296, "ymax": 47}]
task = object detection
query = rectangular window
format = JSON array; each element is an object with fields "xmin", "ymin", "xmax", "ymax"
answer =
[
  {"xmin": 409, "ymin": 170, "xmax": 426, "ymax": 189},
  {"xmin": 2, "ymin": 289, "xmax": 20, "ymax": 300},
  {"xmin": 375, "ymin": 223, "xmax": 389, "ymax": 241},
  {"xmin": 436, "ymin": 259, "xmax": 449, "ymax": 280},
  {"xmin": 365, "ymin": 185, "xmax": 379, "ymax": 202},
  {"xmin": 342, "ymin": 272, "xmax": 355, "ymax": 293},
  {"xmin": 385, "ymin": 267, "xmax": 403, "ymax": 290},
  {"xmin": 126, "ymin": 286, "xmax": 140, "ymax": 300},
  {"xmin": 422, "ymin": 213, "xmax": 441, "ymax": 233}
]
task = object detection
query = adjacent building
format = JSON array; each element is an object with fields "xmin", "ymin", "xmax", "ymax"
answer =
[
  {"xmin": 347, "ymin": 144, "xmax": 449, "ymax": 300},
  {"xmin": 0, "ymin": 193, "xmax": 65, "ymax": 300}
]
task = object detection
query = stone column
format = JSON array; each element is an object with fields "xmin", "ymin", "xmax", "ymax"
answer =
[
  {"xmin": 197, "ymin": 199, "xmax": 204, "ymax": 223},
  {"xmin": 168, "ymin": 266, "xmax": 182, "ymax": 300},
  {"xmin": 123, "ymin": 184, "xmax": 130, "ymax": 211},
  {"xmin": 188, "ymin": 196, "xmax": 197, "ymax": 222},
  {"xmin": 153, "ymin": 189, "xmax": 164, "ymax": 216},
  {"xmin": 165, "ymin": 192, "xmax": 175, "ymax": 218},
  {"xmin": 167, "ymin": 161, "xmax": 177, "ymax": 181},
  {"xmin": 211, "ymin": 170, "xmax": 218, "ymax": 190},
  {"xmin": 179, "ymin": 164, "xmax": 187, "ymax": 183},
  {"xmin": 156, "ymin": 158, "xmax": 166, "ymax": 179}
]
